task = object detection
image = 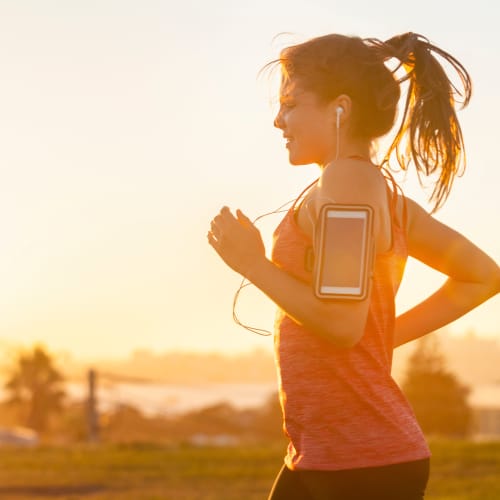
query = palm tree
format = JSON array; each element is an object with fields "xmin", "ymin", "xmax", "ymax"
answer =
[{"xmin": 4, "ymin": 345, "xmax": 66, "ymax": 432}]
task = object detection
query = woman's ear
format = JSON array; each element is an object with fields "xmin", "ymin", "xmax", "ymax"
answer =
[{"xmin": 329, "ymin": 95, "xmax": 352, "ymax": 126}]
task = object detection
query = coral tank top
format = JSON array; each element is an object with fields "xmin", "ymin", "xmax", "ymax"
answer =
[{"xmin": 271, "ymin": 177, "xmax": 431, "ymax": 471}]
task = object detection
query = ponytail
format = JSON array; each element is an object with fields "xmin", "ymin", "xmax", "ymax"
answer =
[{"xmin": 369, "ymin": 33, "xmax": 472, "ymax": 211}]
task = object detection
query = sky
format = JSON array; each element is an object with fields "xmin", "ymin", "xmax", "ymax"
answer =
[{"xmin": 0, "ymin": 0, "xmax": 498, "ymax": 360}]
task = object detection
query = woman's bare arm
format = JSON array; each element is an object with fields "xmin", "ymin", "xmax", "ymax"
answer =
[
  {"xmin": 208, "ymin": 207, "xmax": 370, "ymax": 348},
  {"xmin": 208, "ymin": 162, "xmax": 388, "ymax": 348},
  {"xmin": 394, "ymin": 199, "xmax": 500, "ymax": 347}
]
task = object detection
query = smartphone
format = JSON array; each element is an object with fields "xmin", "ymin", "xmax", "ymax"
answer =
[{"xmin": 313, "ymin": 204, "xmax": 374, "ymax": 300}]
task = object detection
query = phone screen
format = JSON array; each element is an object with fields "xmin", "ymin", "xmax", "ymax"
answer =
[{"xmin": 315, "ymin": 206, "xmax": 372, "ymax": 299}]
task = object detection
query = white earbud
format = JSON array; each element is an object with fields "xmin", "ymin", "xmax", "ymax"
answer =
[{"xmin": 336, "ymin": 106, "xmax": 343, "ymax": 128}]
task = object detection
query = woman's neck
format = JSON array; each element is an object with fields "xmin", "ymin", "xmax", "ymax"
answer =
[{"xmin": 319, "ymin": 142, "xmax": 372, "ymax": 169}]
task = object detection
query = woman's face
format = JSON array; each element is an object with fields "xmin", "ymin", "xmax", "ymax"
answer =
[{"xmin": 274, "ymin": 79, "xmax": 336, "ymax": 167}]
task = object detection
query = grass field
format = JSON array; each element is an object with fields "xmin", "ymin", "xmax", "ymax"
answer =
[{"xmin": 0, "ymin": 439, "xmax": 498, "ymax": 499}]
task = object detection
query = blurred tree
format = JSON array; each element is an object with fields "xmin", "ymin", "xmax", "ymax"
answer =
[
  {"xmin": 401, "ymin": 335, "xmax": 472, "ymax": 437},
  {"xmin": 251, "ymin": 392, "xmax": 284, "ymax": 441},
  {"xmin": 3, "ymin": 345, "xmax": 66, "ymax": 432}
]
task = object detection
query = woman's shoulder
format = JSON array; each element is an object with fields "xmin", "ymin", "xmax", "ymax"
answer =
[{"xmin": 319, "ymin": 160, "xmax": 388, "ymax": 204}]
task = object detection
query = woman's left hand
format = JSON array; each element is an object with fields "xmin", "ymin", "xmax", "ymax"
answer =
[{"xmin": 208, "ymin": 207, "xmax": 266, "ymax": 278}]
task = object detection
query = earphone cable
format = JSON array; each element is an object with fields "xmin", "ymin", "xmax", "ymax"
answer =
[{"xmin": 231, "ymin": 197, "xmax": 296, "ymax": 336}]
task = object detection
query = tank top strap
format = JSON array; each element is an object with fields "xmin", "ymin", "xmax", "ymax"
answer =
[
  {"xmin": 291, "ymin": 178, "xmax": 320, "ymax": 212},
  {"xmin": 379, "ymin": 166, "xmax": 407, "ymax": 232}
]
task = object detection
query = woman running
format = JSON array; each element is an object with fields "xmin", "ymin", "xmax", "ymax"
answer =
[{"xmin": 208, "ymin": 32, "xmax": 500, "ymax": 499}]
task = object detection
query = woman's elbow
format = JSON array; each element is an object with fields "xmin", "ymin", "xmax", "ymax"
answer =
[
  {"xmin": 312, "ymin": 302, "xmax": 368, "ymax": 348},
  {"xmin": 491, "ymin": 266, "xmax": 500, "ymax": 297},
  {"xmin": 335, "ymin": 333, "xmax": 364, "ymax": 349},
  {"xmin": 480, "ymin": 263, "xmax": 500, "ymax": 298},
  {"xmin": 319, "ymin": 322, "xmax": 365, "ymax": 349}
]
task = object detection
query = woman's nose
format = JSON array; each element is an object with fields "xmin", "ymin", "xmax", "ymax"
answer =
[{"xmin": 274, "ymin": 110, "xmax": 283, "ymax": 129}]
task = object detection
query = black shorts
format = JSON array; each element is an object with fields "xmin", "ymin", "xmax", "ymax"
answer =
[{"xmin": 268, "ymin": 458, "xmax": 430, "ymax": 500}]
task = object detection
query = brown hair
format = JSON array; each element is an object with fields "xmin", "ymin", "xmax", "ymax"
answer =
[{"xmin": 269, "ymin": 32, "xmax": 472, "ymax": 211}]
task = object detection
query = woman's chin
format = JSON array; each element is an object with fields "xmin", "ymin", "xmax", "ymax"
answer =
[{"xmin": 289, "ymin": 155, "xmax": 314, "ymax": 166}]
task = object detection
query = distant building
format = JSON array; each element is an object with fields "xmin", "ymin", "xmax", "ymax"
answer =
[{"xmin": 469, "ymin": 384, "xmax": 500, "ymax": 440}]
